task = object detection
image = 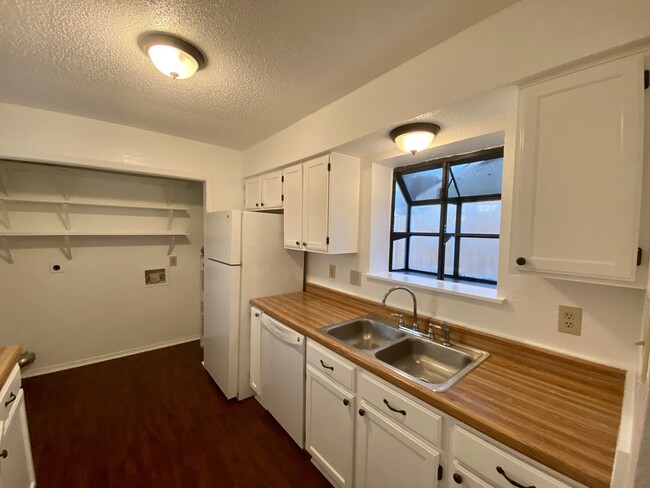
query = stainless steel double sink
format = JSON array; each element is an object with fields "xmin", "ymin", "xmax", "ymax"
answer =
[{"xmin": 319, "ymin": 316, "xmax": 489, "ymax": 392}]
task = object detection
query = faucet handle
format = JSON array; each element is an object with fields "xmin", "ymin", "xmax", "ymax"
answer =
[{"xmin": 391, "ymin": 313, "xmax": 405, "ymax": 328}]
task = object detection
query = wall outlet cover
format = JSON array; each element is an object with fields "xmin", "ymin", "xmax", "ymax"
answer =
[
  {"xmin": 350, "ymin": 270, "xmax": 362, "ymax": 286},
  {"xmin": 49, "ymin": 263, "xmax": 63, "ymax": 273},
  {"xmin": 169, "ymin": 256, "xmax": 178, "ymax": 266},
  {"xmin": 558, "ymin": 305, "xmax": 582, "ymax": 336},
  {"xmin": 329, "ymin": 264, "xmax": 336, "ymax": 279}
]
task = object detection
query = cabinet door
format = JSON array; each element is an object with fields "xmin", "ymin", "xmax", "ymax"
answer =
[
  {"xmin": 305, "ymin": 365, "xmax": 355, "ymax": 487},
  {"xmin": 513, "ymin": 55, "xmax": 644, "ymax": 282},
  {"xmin": 261, "ymin": 171, "xmax": 283, "ymax": 209},
  {"xmin": 249, "ymin": 308, "xmax": 262, "ymax": 395},
  {"xmin": 244, "ymin": 177, "xmax": 261, "ymax": 210},
  {"xmin": 282, "ymin": 164, "xmax": 304, "ymax": 250},
  {"xmin": 0, "ymin": 390, "xmax": 36, "ymax": 488},
  {"xmin": 355, "ymin": 401, "xmax": 440, "ymax": 488},
  {"xmin": 302, "ymin": 156, "xmax": 330, "ymax": 252}
]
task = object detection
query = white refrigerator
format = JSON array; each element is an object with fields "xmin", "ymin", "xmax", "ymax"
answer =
[{"xmin": 203, "ymin": 210, "xmax": 304, "ymax": 400}]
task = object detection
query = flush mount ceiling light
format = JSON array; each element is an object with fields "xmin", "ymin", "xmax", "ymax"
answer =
[
  {"xmin": 390, "ymin": 123, "xmax": 441, "ymax": 155},
  {"xmin": 139, "ymin": 33, "xmax": 206, "ymax": 80}
]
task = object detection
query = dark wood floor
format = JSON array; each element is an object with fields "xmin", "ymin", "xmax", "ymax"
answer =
[{"xmin": 23, "ymin": 341, "xmax": 330, "ymax": 488}]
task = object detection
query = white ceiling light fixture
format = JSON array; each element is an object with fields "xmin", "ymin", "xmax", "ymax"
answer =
[
  {"xmin": 390, "ymin": 123, "xmax": 441, "ymax": 155},
  {"xmin": 139, "ymin": 33, "xmax": 206, "ymax": 80}
]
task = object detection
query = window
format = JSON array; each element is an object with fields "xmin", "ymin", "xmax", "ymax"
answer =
[{"xmin": 390, "ymin": 148, "xmax": 504, "ymax": 285}]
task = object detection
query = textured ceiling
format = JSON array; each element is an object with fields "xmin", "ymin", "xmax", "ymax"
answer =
[{"xmin": 0, "ymin": 0, "xmax": 519, "ymax": 150}]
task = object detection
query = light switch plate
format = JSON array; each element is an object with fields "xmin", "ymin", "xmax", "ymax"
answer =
[
  {"xmin": 169, "ymin": 256, "xmax": 178, "ymax": 266},
  {"xmin": 329, "ymin": 264, "xmax": 336, "ymax": 279},
  {"xmin": 350, "ymin": 270, "xmax": 362, "ymax": 286}
]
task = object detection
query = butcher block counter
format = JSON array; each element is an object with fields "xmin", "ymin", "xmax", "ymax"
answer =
[
  {"xmin": 0, "ymin": 345, "xmax": 21, "ymax": 388},
  {"xmin": 251, "ymin": 284, "xmax": 625, "ymax": 488}
]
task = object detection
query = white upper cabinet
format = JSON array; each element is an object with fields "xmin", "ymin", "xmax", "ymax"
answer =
[
  {"xmin": 511, "ymin": 54, "xmax": 646, "ymax": 285},
  {"xmin": 244, "ymin": 177, "xmax": 261, "ymax": 210},
  {"xmin": 244, "ymin": 171, "xmax": 283, "ymax": 210},
  {"xmin": 282, "ymin": 153, "xmax": 360, "ymax": 254}
]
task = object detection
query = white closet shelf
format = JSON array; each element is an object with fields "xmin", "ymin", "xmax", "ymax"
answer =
[
  {"xmin": 0, "ymin": 231, "xmax": 190, "ymax": 237},
  {"xmin": 0, "ymin": 197, "xmax": 189, "ymax": 212}
]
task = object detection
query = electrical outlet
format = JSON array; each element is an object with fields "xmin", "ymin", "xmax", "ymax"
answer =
[
  {"xmin": 169, "ymin": 256, "xmax": 178, "ymax": 266},
  {"xmin": 350, "ymin": 270, "xmax": 362, "ymax": 286},
  {"xmin": 329, "ymin": 264, "xmax": 336, "ymax": 279},
  {"xmin": 558, "ymin": 305, "xmax": 582, "ymax": 336},
  {"xmin": 49, "ymin": 263, "xmax": 63, "ymax": 273}
]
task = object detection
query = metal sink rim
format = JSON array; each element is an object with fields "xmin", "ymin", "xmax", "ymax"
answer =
[{"xmin": 318, "ymin": 315, "xmax": 490, "ymax": 393}]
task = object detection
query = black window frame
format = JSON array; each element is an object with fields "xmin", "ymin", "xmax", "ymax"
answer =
[{"xmin": 389, "ymin": 147, "xmax": 504, "ymax": 285}]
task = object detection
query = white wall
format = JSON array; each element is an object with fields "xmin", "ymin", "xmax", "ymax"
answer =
[
  {"xmin": 0, "ymin": 103, "xmax": 245, "ymax": 373},
  {"xmin": 0, "ymin": 102, "xmax": 244, "ymax": 211},
  {"xmin": 0, "ymin": 162, "xmax": 205, "ymax": 374},
  {"xmin": 243, "ymin": 0, "xmax": 650, "ymax": 176},
  {"xmin": 307, "ymin": 112, "xmax": 646, "ymax": 372}
]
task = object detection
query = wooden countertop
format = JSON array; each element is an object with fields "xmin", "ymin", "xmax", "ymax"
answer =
[
  {"xmin": 0, "ymin": 345, "xmax": 21, "ymax": 388},
  {"xmin": 251, "ymin": 284, "xmax": 625, "ymax": 488}
]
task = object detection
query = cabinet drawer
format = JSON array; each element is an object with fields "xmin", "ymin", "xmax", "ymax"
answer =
[
  {"xmin": 306, "ymin": 340, "xmax": 356, "ymax": 391},
  {"xmin": 358, "ymin": 372, "xmax": 442, "ymax": 447},
  {"xmin": 452, "ymin": 426, "xmax": 572, "ymax": 488},
  {"xmin": 0, "ymin": 364, "xmax": 21, "ymax": 423},
  {"xmin": 451, "ymin": 462, "xmax": 493, "ymax": 487}
]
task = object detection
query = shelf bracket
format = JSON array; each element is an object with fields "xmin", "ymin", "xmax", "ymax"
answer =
[
  {"xmin": 167, "ymin": 235, "xmax": 176, "ymax": 256},
  {"xmin": 60, "ymin": 235, "xmax": 72, "ymax": 260},
  {"xmin": 0, "ymin": 201, "xmax": 11, "ymax": 230},
  {"xmin": 0, "ymin": 237, "xmax": 13, "ymax": 264},
  {"xmin": 61, "ymin": 170, "xmax": 73, "ymax": 201},
  {"xmin": 0, "ymin": 168, "xmax": 8, "ymax": 196},
  {"xmin": 166, "ymin": 184, "xmax": 176, "ymax": 207},
  {"xmin": 167, "ymin": 209, "xmax": 174, "ymax": 231},
  {"xmin": 58, "ymin": 203, "xmax": 71, "ymax": 230}
]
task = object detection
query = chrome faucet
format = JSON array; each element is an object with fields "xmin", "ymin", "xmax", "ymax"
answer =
[
  {"xmin": 429, "ymin": 321, "xmax": 451, "ymax": 346},
  {"xmin": 381, "ymin": 286, "xmax": 418, "ymax": 331}
]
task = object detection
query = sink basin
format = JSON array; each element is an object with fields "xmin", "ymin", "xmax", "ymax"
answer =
[
  {"xmin": 322, "ymin": 316, "xmax": 406, "ymax": 351},
  {"xmin": 319, "ymin": 315, "xmax": 489, "ymax": 392},
  {"xmin": 373, "ymin": 337, "xmax": 489, "ymax": 392}
]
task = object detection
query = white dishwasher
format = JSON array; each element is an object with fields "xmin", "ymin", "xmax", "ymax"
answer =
[{"xmin": 259, "ymin": 314, "xmax": 305, "ymax": 447}]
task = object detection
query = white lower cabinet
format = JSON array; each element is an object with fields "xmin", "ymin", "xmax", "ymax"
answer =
[
  {"xmin": 305, "ymin": 365, "xmax": 355, "ymax": 487},
  {"xmin": 355, "ymin": 401, "xmax": 440, "ymax": 488},
  {"xmin": 300, "ymin": 338, "xmax": 581, "ymax": 488},
  {"xmin": 0, "ymin": 389, "xmax": 36, "ymax": 488}
]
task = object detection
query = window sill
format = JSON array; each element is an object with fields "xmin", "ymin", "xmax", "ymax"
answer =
[{"xmin": 365, "ymin": 272, "xmax": 506, "ymax": 304}]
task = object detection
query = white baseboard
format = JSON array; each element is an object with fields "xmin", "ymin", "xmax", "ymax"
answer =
[{"xmin": 21, "ymin": 335, "xmax": 201, "ymax": 378}]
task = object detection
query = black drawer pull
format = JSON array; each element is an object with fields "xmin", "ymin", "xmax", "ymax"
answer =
[
  {"xmin": 343, "ymin": 398, "xmax": 349, "ymax": 406},
  {"xmin": 383, "ymin": 398, "xmax": 406, "ymax": 416},
  {"xmin": 358, "ymin": 409, "xmax": 365, "ymax": 416},
  {"xmin": 453, "ymin": 473, "xmax": 463, "ymax": 484},
  {"xmin": 4, "ymin": 392, "xmax": 16, "ymax": 408},
  {"xmin": 0, "ymin": 449, "xmax": 7, "ymax": 459},
  {"xmin": 319, "ymin": 359, "xmax": 334, "ymax": 371},
  {"xmin": 496, "ymin": 466, "xmax": 535, "ymax": 488},
  {"xmin": 516, "ymin": 257, "xmax": 527, "ymax": 266}
]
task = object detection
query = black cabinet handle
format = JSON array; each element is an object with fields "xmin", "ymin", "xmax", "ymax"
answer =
[
  {"xmin": 516, "ymin": 257, "xmax": 526, "ymax": 266},
  {"xmin": 302, "ymin": 242, "xmax": 307, "ymax": 247},
  {"xmin": 295, "ymin": 241, "xmax": 300, "ymax": 246},
  {"xmin": 383, "ymin": 398, "xmax": 406, "ymax": 416},
  {"xmin": 0, "ymin": 450, "xmax": 7, "ymax": 459},
  {"xmin": 358, "ymin": 408, "xmax": 365, "ymax": 416},
  {"xmin": 255, "ymin": 203, "xmax": 259, "ymax": 207},
  {"xmin": 453, "ymin": 473, "xmax": 463, "ymax": 484},
  {"xmin": 4, "ymin": 392, "xmax": 16, "ymax": 408},
  {"xmin": 254, "ymin": 312, "xmax": 259, "ymax": 317},
  {"xmin": 261, "ymin": 202, "xmax": 265, "ymax": 207},
  {"xmin": 320, "ymin": 359, "xmax": 334, "ymax": 371},
  {"xmin": 496, "ymin": 466, "xmax": 535, "ymax": 488},
  {"xmin": 343, "ymin": 398, "xmax": 349, "ymax": 406}
]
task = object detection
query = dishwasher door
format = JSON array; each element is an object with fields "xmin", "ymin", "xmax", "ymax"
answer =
[{"xmin": 259, "ymin": 315, "xmax": 306, "ymax": 447}]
